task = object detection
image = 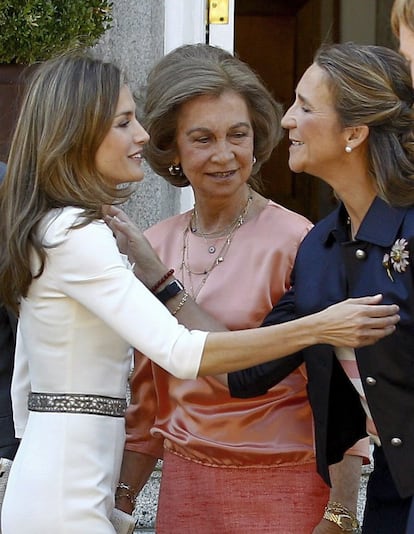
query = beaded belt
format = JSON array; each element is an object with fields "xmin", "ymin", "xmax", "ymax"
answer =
[{"xmin": 28, "ymin": 392, "xmax": 127, "ymax": 417}]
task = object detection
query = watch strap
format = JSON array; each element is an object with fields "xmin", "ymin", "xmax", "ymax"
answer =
[{"xmin": 155, "ymin": 279, "xmax": 184, "ymax": 304}]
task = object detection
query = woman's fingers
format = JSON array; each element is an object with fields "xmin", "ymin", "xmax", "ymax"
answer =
[
  {"xmin": 319, "ymin": 297, "xmax": 400, "ymax": 347},
  {"xmin": 345, "ymin": 294, "xmax": 400, "ymax": 312},
  {"xmin": 103, "ymin": 205, "xmax": 132, "ymax": 226},
  {"xmin": 347, "ymin": 294, "xmax": 384, "ymax": 304}
]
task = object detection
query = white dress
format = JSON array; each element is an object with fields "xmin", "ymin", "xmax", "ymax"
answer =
[{"xmin": 1, "ymin": 207, "xmax": 207, "ymax": 533}]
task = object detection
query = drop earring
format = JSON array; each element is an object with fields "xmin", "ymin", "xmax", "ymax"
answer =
[
  {"xmin": 252, "ymin": 156, "xmax": 257, "ymax": 164},
  {"xmin": 168, "ymin": 163, "xmax": 183, "ymax": 176},
  {"xmin": 345, "ymin": 146, "xmax": 353, "ymax": 153}
]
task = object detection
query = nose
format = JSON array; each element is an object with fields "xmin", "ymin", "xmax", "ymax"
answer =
[
  {"xmin": 281, "ymin": 105, "xmax": 295, "ymax": 129},
  {"xmin": 133, "ymin": 118, "xmax": 150, "ymax": 145},
  {"xmin": 211, "ymin": 140, "xmax": 234, "ymax": 163}
]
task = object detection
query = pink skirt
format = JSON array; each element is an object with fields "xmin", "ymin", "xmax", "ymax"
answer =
[{"xmin": 156, "ymin": 450, "xmax": 329, "ymax": 533}]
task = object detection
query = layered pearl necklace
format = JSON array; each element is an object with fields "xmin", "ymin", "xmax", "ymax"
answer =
[{"xmin": 181, "ymin": 189, "xmax": 253, "ymax": 300}]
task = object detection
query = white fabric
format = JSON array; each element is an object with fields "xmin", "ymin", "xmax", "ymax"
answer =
[{"xmin": 1, "ymin": 206, "xmax": 207, "ymax": 533}]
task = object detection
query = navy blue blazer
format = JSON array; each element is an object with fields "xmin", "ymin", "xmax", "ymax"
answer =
[{"xmin": 229, "ymin": 197, "xmax": 414, "ymax": 498}]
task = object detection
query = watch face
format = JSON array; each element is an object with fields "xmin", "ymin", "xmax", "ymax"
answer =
[
  {"xmin": 176, "ymin": 280, "xmax": 184, "ymax": 291},
  {"xmin": 156, "ymin": 279, "xmax": 185, "ymax": 303}
]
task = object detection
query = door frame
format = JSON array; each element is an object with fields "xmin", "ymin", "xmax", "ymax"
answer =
[{"xmin": 164, "ymin": 0, "xmax": 235, "ymax": 212}]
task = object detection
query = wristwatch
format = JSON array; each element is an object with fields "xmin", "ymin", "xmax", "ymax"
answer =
[
  {"xmin": 155, "ymin": 279, "xmax": 184, "ymax": 304},
  {"xmin": 323, "ymin": 502, "xmax": 360, "ymax": 532}
]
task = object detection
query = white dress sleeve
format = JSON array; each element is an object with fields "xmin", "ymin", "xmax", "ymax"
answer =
[{"xmin": 42, "ymin": 208, "xmax": 208, "ymax": 380}]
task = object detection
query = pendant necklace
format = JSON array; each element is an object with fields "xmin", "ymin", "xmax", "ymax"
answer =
[
  {"xmin": 182, "ymin": 189, "xmax": 253, "ymax": 300},
  {"xmin": 191, "ymin": 187, "xmax": 253, "ymax": 254}
]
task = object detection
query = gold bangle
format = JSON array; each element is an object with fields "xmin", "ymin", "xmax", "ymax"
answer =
[{"xmin": 171, "ymin": 290, "xmax": 189, "ymax": 316}]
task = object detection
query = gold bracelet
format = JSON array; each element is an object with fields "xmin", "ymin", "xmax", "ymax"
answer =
[
  {"xmin": 115, "ymin": 482, "xmax": 138, "ymax": 505},
  {"xmin": 171, "ymin": 290, "xmax": 189, "ymax": 316},
  {"xmin": 323, "ymin": 501, "xmax": 360, "ymax": 532}
]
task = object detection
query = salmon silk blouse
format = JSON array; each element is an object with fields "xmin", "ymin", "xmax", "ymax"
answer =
[{"xmin": 125, "ymin": 201, "xmax": 367, "ymax": 467}]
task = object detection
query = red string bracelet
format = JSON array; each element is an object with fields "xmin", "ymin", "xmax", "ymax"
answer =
[{"xmin": 150, "ymin": 269, "xmax": 175, "ymax": 293}]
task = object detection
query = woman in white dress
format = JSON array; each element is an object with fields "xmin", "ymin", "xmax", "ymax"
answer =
[{"xmin": 0, "ymin": 52, "xmax": 399, "ymax": 533}]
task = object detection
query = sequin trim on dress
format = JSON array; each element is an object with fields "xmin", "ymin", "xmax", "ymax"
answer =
[{"xmin": 28, "ymin": 392, "xmax": 127, "ymax": 417}]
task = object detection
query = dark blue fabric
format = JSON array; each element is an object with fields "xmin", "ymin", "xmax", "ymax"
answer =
[
  {"xmin": 406, "ymin": 497, "xmax": 414, "ymax": 533},
  {"xmin": 362, "ymin": 446, "xmax": 411, "ymax": 533},
  {"xmin": 229, "ymin": 197, "xmax": 414, "ymax": 501}
]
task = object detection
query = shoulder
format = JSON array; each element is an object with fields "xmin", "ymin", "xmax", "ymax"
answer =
[
  {"xmin": 41, "ymin": 205, "xmax": 82, "ymax": 228},
  {"xmin": 39, "ymin": 207, "xmax": 109, "ymax": 247},
  {"xmin": 265, "ymin": 200, "xmax": 312, "ymax": 227},
  {"xmin": 255, "ymin": 200, "xmax": 313, "ymax": 241},
  {"xmin": 402, "ymin": 206, "xmax": 414, "ymax": 226},
  {"xmin": 38, "ymin": 208, "xmax": 126, "ymax": 278}
]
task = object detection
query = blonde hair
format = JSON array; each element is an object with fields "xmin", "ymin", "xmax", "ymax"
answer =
[
  {"xmin": 0, "ymin": 51, "xmax": 131, "ymax": 312},
  {"xmin": 391, "ymin": 0, "xmax": 414, "ymax": 36}
]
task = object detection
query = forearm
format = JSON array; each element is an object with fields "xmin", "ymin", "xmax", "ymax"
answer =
[
  {"xmin": 104, "ymin": 210, "xmax": 398, "ymax": 361},
  {"xmin": 312, "ymin": 454, "xmax": 362, "ymax": 533},
  {"xmin": 316, "ymin": 455, "xmax": 362, "ymax": 532},
  {"xmin": 115, "ymin": 450, "xmax": 158, "ymax": 514},
  {"xmin": 328, "ymin": 454, "xmax": 362, "ymax": 512},
  {"xmin": 165, "ymin": 287, "xmax": 225, "ymax": 331},
  {"xmin": 136, "ymin": 263, "xmax": 226, "ymax": 332},
  {"xmin": 198, "ymin": 314, "xmax": 318, "ymax": 375},
  {"xmin": 198, "ymin": 296, "xmax": 398, "ymax": 376}
]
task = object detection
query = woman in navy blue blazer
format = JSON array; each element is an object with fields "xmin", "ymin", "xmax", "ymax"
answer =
[
  {"xmin": 228, "ymin": 43, "xmax": 414, "ymax": 534},
  {"xmin": 391, "ymin": 3, "xmax": 414, "ymax": 531}
]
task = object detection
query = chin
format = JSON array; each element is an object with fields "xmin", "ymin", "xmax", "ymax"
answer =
[
  {"xmin": 288, "ymin": 163, "xmax": 304, "ymax": 174},
  {"xmin": 116, "ymin": 173, "xmax": 145, "ymax": 185},
  {"xmin": 287, "ymin": 157, "xmax": 303, "ymax": 174},
  {"xmin": 132, "ymin": 175, "xmax": 145, "ymax": 183}
]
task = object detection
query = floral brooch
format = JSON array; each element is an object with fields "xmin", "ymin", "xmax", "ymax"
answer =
[{"xmin": 382, "ymin": 238, "xmax": 410, "ymax": 282}]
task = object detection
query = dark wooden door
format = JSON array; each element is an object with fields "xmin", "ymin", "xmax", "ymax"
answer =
[
  {"xmin": 235, "ymin": 0, "xmax": 339, "ymax": 222},
  {"xmin": 0, "ymin": 65, "xmax": 34, "ymax": 163}
]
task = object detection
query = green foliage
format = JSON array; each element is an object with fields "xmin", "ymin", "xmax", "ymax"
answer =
[{"xmin": 0, "ymin": 0, "xmax": 113, "ymax": 64}]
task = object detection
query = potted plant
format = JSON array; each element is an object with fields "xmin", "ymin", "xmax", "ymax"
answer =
[{"xmin": 0, "ymin": 0, "xmax": 113, "ymax": 160}]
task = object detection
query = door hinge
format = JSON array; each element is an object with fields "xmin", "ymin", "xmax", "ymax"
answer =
[{"xmin": 208, "ymin": 0, "xmax": 229, "ymax": 24}]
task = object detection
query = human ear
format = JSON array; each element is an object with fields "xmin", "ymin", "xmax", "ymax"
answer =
[{"xmin": 344, "ymin": 125, "xmax": 369, "ymax": 150}]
